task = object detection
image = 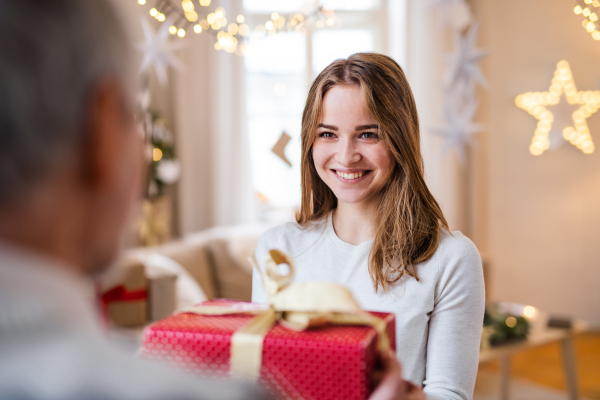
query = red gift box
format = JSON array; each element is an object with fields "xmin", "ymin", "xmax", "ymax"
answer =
[{"xmin": 142, "ymin": 299, "xmax": 396, "ymax": 400}]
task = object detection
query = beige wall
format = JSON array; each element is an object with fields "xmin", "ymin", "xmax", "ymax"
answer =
[{"xmin": 475, "ymin": 0, "xmax": 600, "ymax": 325}]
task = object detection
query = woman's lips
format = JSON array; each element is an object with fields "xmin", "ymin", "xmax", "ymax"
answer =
[{"xmin": 331, "ymin": 169, "xmax": 372, "ymax": 183}]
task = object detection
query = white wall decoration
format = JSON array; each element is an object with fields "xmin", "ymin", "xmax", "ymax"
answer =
[
  {"xmin": 431, "ymin": 98, "xmax": 485, "ymax": 164},
  {"xmin": 431, "ymin": 0, "xmax": 489, "ymax": 165},
  {"xmin": 136, "ymin": 17, "xmax": 187, "ymax": 86}
]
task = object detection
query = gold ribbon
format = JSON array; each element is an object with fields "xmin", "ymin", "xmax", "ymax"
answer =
[{"xmin": 178, "ymin": 249, "xmax": 391, "ymax": 382}]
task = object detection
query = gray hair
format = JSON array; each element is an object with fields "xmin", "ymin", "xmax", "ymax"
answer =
[{"xmin": 0, "ymin": 0, "xmax": 133, "ymax": 204}]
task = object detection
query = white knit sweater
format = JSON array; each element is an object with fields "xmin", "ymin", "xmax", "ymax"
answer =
[{"xmin": 252, "ymin": 212, "xmax": 485, "ymax": 400}]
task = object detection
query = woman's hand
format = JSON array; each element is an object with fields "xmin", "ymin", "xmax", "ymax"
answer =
[{"xmin": 369, "ymin": 350, "xmax": 426, "ymax": 400}]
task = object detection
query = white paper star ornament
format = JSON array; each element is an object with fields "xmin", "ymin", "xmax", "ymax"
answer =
[
  {"xmin": 431, "ymin": 99, "xmax": 485, "ymax": 165},
  {"xmin": 445, "ymin": 22, "xmax": 490, "ymax": 91},
  {"xmin": 135, "ymin": 17, "xmax": 187, "ymax": 86}
]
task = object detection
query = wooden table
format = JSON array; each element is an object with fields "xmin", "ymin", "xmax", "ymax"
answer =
[{"xmin": 479, "ymin": 319, "xmax": 589, "ymax": 400}]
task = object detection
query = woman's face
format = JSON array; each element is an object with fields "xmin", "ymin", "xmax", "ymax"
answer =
[{"xmin": 312, "ymin": 84, "xmax": 394, "ymax": 207}]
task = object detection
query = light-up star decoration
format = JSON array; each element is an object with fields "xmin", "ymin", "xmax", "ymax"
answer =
[
  {"xmin": 135, "ymin": 17, "xmax": 186, "ymax": 86},
  {"xmin": 515, "ymin": 60, "xmax": 599, "ymax": 155}
]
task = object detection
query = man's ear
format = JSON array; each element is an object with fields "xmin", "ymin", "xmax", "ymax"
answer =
[{"xmin": 79, "ymin": 80, "xmax": 128, "ymax": 193}]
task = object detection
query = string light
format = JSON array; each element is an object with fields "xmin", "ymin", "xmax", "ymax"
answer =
[
  {"xmin": 505, "ymin": 317, "xmax": 517, "ymax": 328},
  {"xmin": 138, "ymin": 0, "xmax": 336, "ymax": 57},
  {"xmin": 228, "ymin": 23, "xmax": 239, "ymax": 35},
  {"xmin": 574, "ymin": 0, "xmax": 600, "ymax": 41},
  {"xmin": 153, "ymin": 148, "xmax": 163, "ymax": 162},
  {"xmin": 523, "ymin": 306, "xmax": 536, "ymax": 318},
  {"xmin": 515, "ymin": 60, "xmax": 598, "ymax": 155},
  {"xmin": 238, "ymin": 23, "xmax": 249, "ymax": 36}
]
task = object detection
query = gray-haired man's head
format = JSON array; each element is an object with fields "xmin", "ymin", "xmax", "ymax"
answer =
[
  {"xmin": 0, "ymin": 0, "xmax": 134, "ymax": 204},
  {"xmin": 0, "ymin": 0, "xmax": 144, "ymax": 274}
]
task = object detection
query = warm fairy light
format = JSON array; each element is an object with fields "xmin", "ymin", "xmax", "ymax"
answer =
[
  {"xmin": 211, "ymin": 19, "xmax": 222, "ymax": 30},
  {"xmin": 181, "ymin": 0, "xmax": 194, "ymax": 12},
  {"xmin": 575, "ymin": 0, "xmax": 600, "ymax": 40},
  {"xmin": 215, "ymin": 7, "xmax": 225, "ymax": 18},
  {"xmin": 149, "ymin": 7, "xmax": 158, "ymax": 16},
  {"xmin": 523, "ymin": 306, "xmax": 537, "ymax": 319},
  {"xmin": 228, "ymin": 23, "xmax": 239, "ymax": 35},
  {"xmin": 169, "ymin": 25, "xmax": 177, "ymax": 35},
  {"xmin": 271, "ymin": 12, "xmax": 280, "ymax": 20},
  {"xmin": 515, "ymin": 60, "xmax": 597, "ymax": 155},
  {"xmin": 185, "ymin": 11, "xmax": 198, "ymax": 22},
  {"xmin": 207, "ymin": 13, "xmax": 217, "ymax": 25},
  {"xmin": 265, "ymin": 21, "xmax": 274, "ymax": 30},
  {"xmin": 237, "ymin": 15, "xmax": 245, "ymax": 23},
  {"xmin": 153, "ymin": 148, "xmax": 163, "ymax": 162},
  {"xmin": 277, "ymin": 16, "xmax": 286, "ymax": 29},
  {"xmin": 138, "ymin": 0, "xmax": 146, "ymax": 4},
  {"xmin": 316, "ymin": 20, "xmax": 324, "ymax": 28},
  {"xmin": 157, "ymin": 13, "xmax": 166, "ymax": 22},
  {"xmin": 505, "ymin": 317, "xmax": 517, "ymax": 328},
  {"xmin": 216, "ymin": 31, "xmax": 238, "ymax": 53},
  {"xmin": 238, "ymin": 23, "xmax": 249, "ymax": 36},
  {"xmin": 326, "ymin": 17, "xmax": 335, "ymax": 26},
  {"xmin": 194, "ymin": 24, "xmax": 202, "ymax": 33},
  {"xmin": 587, "ymin": 21, "xmax": 596, "ymax": 32},
  {"xmin": 177, "ymin": 28, "xmax": 186, "ymax": 37},
  {"xmin": 200, "ymin": 0, "xmax": 211, "ymax": 5}
]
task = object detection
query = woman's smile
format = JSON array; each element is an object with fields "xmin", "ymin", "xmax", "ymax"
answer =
[
  {"xmin": 312, "ymin": 84, "xmax": 394, "ymax": 206},
  {"xmin": 331, "ymin": 169, "xmax": 372, "ymax": 183}
]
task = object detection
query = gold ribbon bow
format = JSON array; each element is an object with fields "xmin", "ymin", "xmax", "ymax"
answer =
[{"xmin": 179, "ymin": 249, "xmax": 391, "ymax": 382}]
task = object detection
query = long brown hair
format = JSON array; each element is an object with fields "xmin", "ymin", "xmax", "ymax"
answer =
[{"xmin": 297, "ymin": 52, "xmax": 448, "ymax": 292}]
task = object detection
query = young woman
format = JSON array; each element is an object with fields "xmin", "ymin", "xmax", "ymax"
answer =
[{"xmin": 252, "ymin": 53, "xmax": 485, "ymax": 400}]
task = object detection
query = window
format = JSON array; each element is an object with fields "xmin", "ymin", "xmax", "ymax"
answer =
[{"xmin": 243, "ymin": 0, "xmax": 390, "ymax": 217}]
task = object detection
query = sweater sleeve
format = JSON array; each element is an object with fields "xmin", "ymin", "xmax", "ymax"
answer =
[
  {"xmin": 422, "ymin": 233, "xmax": 485, "ymax": 400},
  {"xmin": 251, "ymin": 225, "xmax": 285, "ymax": 304}
]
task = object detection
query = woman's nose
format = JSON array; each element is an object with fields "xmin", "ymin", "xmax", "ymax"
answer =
[{"xmin": 337, "ymin": 137, "xmax": 361, "ymax": 166}]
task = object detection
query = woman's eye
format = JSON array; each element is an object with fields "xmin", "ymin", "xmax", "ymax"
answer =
[
  {"xmin": 359, "ymin": 132, "xmax": 378, "ymax": 139},
  {"xmin": 319, "ymin": 132, "xmax": 335, "ymax": 138}
]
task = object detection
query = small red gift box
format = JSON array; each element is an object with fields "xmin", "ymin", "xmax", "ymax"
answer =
[{"xmin": 142, "ymin": 299, "xmax": 396, "ymax": 400}]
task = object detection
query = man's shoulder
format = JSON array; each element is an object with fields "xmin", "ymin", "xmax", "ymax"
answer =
[{"xmin": 0, "ymin": 332, "xmax": 270, "ymax": 400}]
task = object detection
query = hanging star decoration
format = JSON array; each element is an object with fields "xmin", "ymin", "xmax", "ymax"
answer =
[
  {"xmin": 429, "ymin": 0, "xmax": 472, "ymax": 31},
  {"xmin": 135, "ymin": 17, "xmax": 186, "ymax": 86},
  {"xmin": 515, "ymin": 60, "xmax": 599, "ymax": 155},
  {"xmin": 431, "ymin": 98, "xmax": 485, "ymax": 165},
  {"xmin": 445, "ymin": 22, "xmax": 490, "ymax": 92},
  {"xmin": 433, "ymin": 3, "xmax": 489, "ymax": 166}
]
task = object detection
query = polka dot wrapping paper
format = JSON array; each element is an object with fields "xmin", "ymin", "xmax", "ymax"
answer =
[{"xmin": 142, "ymin": 299, "xmax": 396, "ymax": 400}]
